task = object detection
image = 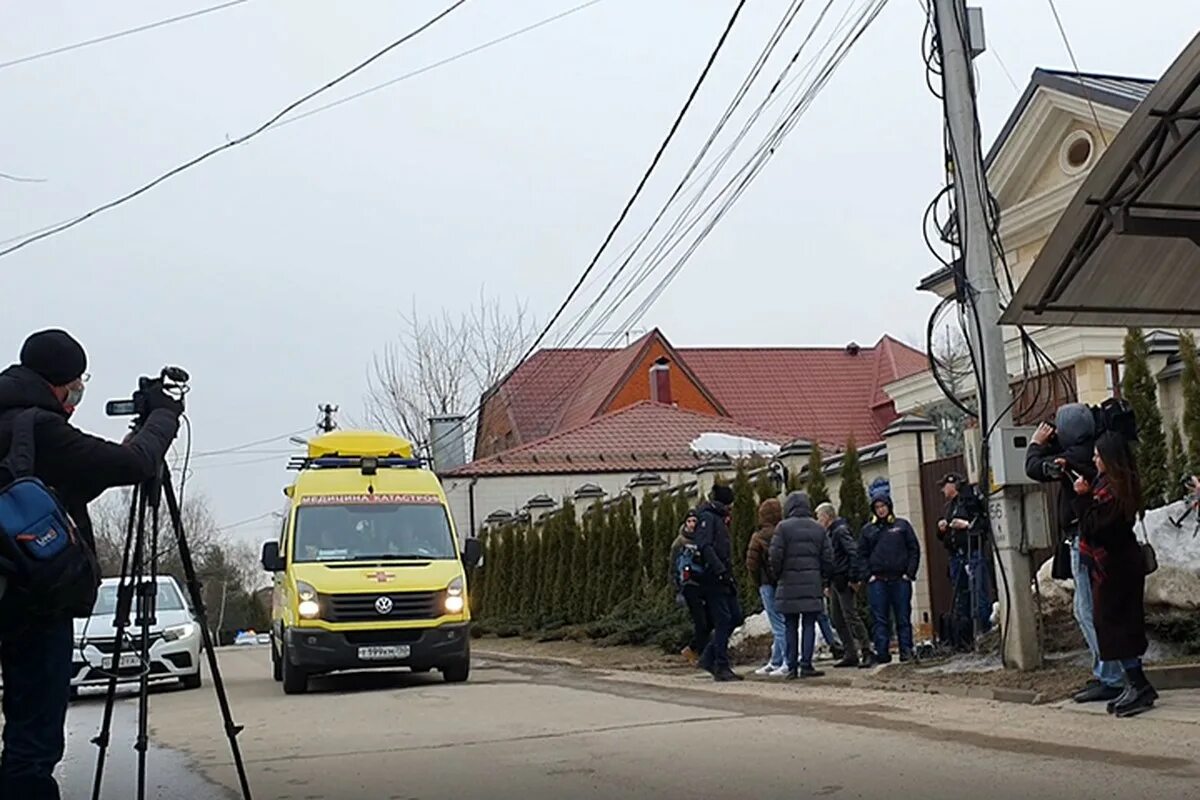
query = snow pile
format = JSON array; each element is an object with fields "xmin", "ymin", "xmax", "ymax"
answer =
[
  {"xmin": 729, "ymin": 611, "xmax": 772, "ymax": 648},
  {"xmin": 1032, "ymin": 500, "xmax": 1200, "ymax": 611},
  {"xmin": 1143, "ymin": 500, "xmax": 1200, "ymax": 573},
  {"xmin": 690, "ymin": 432, "xmax": 781, "ymax": 458}
]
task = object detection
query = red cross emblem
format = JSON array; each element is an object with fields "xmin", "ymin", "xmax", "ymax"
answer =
[{"xmin": 367, "ymin": 571, "xmax": 395, "ymax": 583}]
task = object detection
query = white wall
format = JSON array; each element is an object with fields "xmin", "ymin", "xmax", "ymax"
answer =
[{"xmin": 442, "ymin": 470, "xmax": 697, "ymax": 538}]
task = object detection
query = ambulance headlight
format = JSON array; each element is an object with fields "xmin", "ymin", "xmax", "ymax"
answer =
[
  {"xmin": 296, "ymin": 581, "xmax": 320, "ymax": 619},
  {"xmin": 444, "ymin": 577, "xmax": 465, "ymax": 614}
]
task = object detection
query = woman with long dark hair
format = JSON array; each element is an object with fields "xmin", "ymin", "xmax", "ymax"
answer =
[{"xmin": 1072, "ymin": 431, "xmax": 1157, "ymax": 717}]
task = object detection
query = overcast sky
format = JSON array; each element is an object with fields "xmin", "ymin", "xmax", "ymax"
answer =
[{"xmin": 2, "ymin": 0, "xmax": 1195, "ymax": 545}]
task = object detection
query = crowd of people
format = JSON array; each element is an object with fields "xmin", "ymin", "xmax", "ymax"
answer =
[
  {"xmin": 669, "ymin": 397, "xmax": 1158, "ymax": 721},
  {"xmin": 671, "ymin": 478, "xmax": 925, "ymax": 681}
]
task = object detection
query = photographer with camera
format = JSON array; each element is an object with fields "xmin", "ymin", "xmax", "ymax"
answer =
[
  {"xmin": 936, "ymin": 473, "xmax": 991, "ymax": 646},
  {"xmin": 1026, "ymin": 403, "xmax": 1124, "ymax": 704},
  {"xmin": 0, "ymin": 330, "xmax": 182, "ymax": 800}
]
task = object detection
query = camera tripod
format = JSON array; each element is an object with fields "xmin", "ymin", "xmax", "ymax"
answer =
[
  {"xmin": 1169, "ymin": 496, "xmax": 1200, "ymax": 538},
  {"xmin": 88, "ymin": 456, "xmax": 253, "ymax": 799}
]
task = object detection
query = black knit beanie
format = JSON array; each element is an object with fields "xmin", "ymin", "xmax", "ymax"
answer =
[
  {"xmin": 20, "ymin": 329, "xmax": 88, "ymax": 386},
  {"xmin": 711, "ymin": 484, "xmax": 735, "ymax": 506}
]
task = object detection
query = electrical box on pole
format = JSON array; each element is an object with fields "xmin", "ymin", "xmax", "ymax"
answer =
[{"xmin": 933, "ymin": 0, "xmax": 1042, "ymax": 670}]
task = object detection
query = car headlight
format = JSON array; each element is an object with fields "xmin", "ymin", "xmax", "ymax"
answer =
[
  {"xmin": 444, "ymin": 577, "xmax": 465, "ymax": 614},
  {"xmin": 296, "ymin": 581, "xmax": 321, "ymax": 619},
  {"xmin": 163, "ymin": 622, "xmax": 197, "ymax": 642}
]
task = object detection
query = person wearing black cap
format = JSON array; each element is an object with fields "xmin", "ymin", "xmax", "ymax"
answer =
[
  {"xmin": 0, "ymin": 329, "xmax": 183, "ymax": 800},
  {"xmin": 936, "ymin": 473, "xmax": 992, "ymax": 647},
  {"xmin": 693, "ymin": 483, "xmax": 742, "ymax": 681}
]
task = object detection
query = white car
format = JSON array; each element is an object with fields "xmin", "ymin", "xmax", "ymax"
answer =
[{"xmin": 71, "ymin": 576, "xmax": 203, "ymax": 698}]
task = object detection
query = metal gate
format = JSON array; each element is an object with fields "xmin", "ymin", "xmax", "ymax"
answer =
[{"xmin": 919, "ymin": 454, "xmax": 966, "ymax": 628}]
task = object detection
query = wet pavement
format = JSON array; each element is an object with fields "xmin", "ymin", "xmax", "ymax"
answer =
[{"xmin": 59, "ymin": 685, "xmax": 234, "ymax": 799}]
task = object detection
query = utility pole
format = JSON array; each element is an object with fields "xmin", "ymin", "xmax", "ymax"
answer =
[
  {"xmin": 933, "ymin": 0, "xmax": 1040, "ymax": 669},
  {"xmin": 317, "ymin": 404, "xmax": 338, "ymax": 434}
]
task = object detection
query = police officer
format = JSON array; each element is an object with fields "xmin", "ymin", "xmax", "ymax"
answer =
[{"xmin": 0, "ymin": 330, "xmax": 182, "ymax": 799}]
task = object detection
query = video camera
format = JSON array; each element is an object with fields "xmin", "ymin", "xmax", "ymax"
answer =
[
  {"xmin": 105, "ymin": 366, "xmax": 189, "ymax": 420},
  {"xmin": 1092, "ymin": 397, "xmax": 1138, "ymax": 442}
]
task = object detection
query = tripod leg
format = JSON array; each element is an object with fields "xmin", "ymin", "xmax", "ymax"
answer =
[
  {"xmin": 134, "ymin": 480, "xmax": 164, "ymax": 800},
  {"xmin": 161, "ymin": 470, "xmax": 254, "ymax": 799},
  {"xmin": 91, "ymin": 486, "xmax": 148, "ymax": 800}
]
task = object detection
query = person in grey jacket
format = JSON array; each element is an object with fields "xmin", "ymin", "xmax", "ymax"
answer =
[{"xmin": 769, "ymin": 492, "xmax": 833, "ymax": 679}]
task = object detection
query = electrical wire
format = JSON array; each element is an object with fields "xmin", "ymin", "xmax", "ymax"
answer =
[
  {"xmin": 0, "ymin": 171, "xmax": 47, "ymax": 183},
  {"xmin": 189, "ymin": 427, "xmax": 312, "ymax": 458},
  {"xmin": 423, "ymin": 0, "xmax": 752, "ymax": 458},
  {"xmin": 271, "ymin": 0, "xmax": 606, "ymax": 132},
  {"xmin": 0, "ymin": 0, "xmax": 249, "ymax": 72},
  {"xmin": 1044, "ymin": 0, "xmax": 1109, "ymax": 146},
  {"xmin": 0, "ymin": 0, "xmax": 469, "ymax": 260}
]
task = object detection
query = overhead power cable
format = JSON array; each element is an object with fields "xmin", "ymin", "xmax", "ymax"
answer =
[
  {"xmin": 0, "ymin": 171, "xmax": 48, "ymax": 183},
  {"xmin": 422, "ymin": 0, "xmax": 750, "ymax": 458},
  {"xmin": 600, "ymin": 0, "xmax": 888, "ymax": 342},
  {"xmin": 0, "ymin": 0, "xmax": 603, "ymax": 252},
  {"xmin": 271, "ymin": 0, "xmax": 605, "ymax": 132},
  {"xmin": 0, "ymin": 0, "xmax": 250, "ymax": 72},
  {"xmin": 189, "ymin": 427, "xmax": 312, "ymax": 458},
  {"xmin": 0, "ymin": 0, "xmax": 469, "ymax": 260},
  {"xmin": 1044, "ymin": 0, "xmax": 1108, "ymax": 146}
]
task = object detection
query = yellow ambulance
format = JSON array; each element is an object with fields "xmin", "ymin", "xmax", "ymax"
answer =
[{"xmin": 260, "ymin": 430, "xmax": 479, "ymax": 694}]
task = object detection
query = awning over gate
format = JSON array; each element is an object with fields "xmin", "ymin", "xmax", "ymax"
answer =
[{"xmin": 1001, "ymin": 33, "xmax": 1200, "ymax": 328}]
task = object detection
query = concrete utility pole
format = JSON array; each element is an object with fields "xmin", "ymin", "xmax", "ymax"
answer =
[{"xmin": 933, "ymin": 0, "xmax": 1041, "ymax": 669}]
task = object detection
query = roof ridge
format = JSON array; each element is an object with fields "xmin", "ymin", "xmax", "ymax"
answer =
[{"xmin": 1034, "ymin": 67, "xmax": 1157, "ymax": 84}]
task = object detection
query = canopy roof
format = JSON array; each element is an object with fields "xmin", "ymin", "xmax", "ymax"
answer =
[{"xmin": 1001, "ymin": 33, "xmax": 1200, "ymax": 328}]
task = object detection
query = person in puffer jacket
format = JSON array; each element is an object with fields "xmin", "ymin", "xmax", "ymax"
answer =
[{"xmin": 859, "ymin": 478, "xmax": 920, "ymax": 664}]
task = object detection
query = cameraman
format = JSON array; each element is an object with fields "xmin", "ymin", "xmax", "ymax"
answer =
[
  {"xmin": 0, "ymin": 330, "xmax": 182, "ymax": 800},
  {"xmin": 936, "ymin": 473, "xmax": 991, "ymax": 644},
  {"xmin": 1026, "ymin": 403, "xmax": 1123, "ymax": 704}
]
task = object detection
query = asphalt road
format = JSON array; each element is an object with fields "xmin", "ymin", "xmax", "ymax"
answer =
[{"xmin": 57, "ymin": 646, "xmax": 1200, "ymax": 800}]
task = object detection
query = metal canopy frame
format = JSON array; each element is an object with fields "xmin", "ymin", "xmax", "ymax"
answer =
[
  {"xmin": 1037, "ymin": 69, "xmax": 1200, "ymax": 312},
  {"xmin": 998, "ymin": 33, "xmax": 1200, "ymax": 328}
]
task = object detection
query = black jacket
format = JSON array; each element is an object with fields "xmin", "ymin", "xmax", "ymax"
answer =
[
  {"xmin": 0, "ymin": 365, "xmax": 180, "ymax": 554},
  {"xmin": 829, "ymin": 517, "xmax": 866, "ymax": 585},
  {"xmin": 768, "ymin": 493, "xmax": 831, "ymax": 615},
  {"xmin": 1025, "ymin": 403, "xmax": 1097, "ymax": 535},
  {"xmin": 938, "ymin": 490, "xmax": 987, "ymax": 555},
  {"xmin": 860, "ymin": 503, "xmax": 921, "ymax": 580},
  {"xmin": 693, "ymin": 500, "xmax": 733, "ymax": 584}
]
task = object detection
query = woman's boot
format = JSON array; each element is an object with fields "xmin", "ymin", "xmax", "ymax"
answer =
[{"xmin": 1113, "ymin": 666, "xmax": 1158, "ymax": 718}]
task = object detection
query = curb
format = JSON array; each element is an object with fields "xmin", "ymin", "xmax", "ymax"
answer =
[
  {"xmin": 850, "ymin": 677, "xmax": 1044, "ymax": 705},
  {"xmin": 1147, "ymin": 663, "xmax": 1200, "ymax": 690},
  {"xmin": 475, "ymin": 650, "xmax": 585, "ymax": 669}
]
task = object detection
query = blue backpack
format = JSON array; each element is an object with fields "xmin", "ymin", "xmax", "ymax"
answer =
[
  {"xmin": 675, "ymin": 541, "xmax": 704, "ymax": 586},
  {"xmin": 0, "ymin": 409, "xmax": 100, "ymax": 621}
]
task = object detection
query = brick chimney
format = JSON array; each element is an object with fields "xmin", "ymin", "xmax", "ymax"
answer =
[{"xmin": 649, "ymin": 357, "xmax": 672, "ymax": 404}]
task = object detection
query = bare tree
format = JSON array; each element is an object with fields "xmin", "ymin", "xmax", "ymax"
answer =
[{"xmin": 364, "ymin": 290, "xmax": 536, "ymax": 453}]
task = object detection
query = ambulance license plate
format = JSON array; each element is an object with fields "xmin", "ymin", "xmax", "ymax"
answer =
[{"xmin": 358, "ymin": 645, "xmax": 409, "ymax": 661}]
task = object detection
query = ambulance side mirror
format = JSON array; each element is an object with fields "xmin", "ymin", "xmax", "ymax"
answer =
[
  {"xmin": 461, "ymin": 538, "xmax": 482, "ymax": 568},
  {"xmin": 261, "ymin": 541, "xmax": 285, "ymax": 572}
]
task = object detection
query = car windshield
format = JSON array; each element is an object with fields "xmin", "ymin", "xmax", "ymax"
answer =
[
  {"xmin": 91, "ymin": 581, "xmax": 186, "ymax": 616},
  {"xmin": 292, "ymin": 501, "xmax": 457, "ymax": 563}
]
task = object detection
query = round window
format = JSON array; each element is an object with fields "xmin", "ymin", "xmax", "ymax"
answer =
[{"xmin": 1060, "ymin": 131, "xmax": 1095, "ymax": 175}]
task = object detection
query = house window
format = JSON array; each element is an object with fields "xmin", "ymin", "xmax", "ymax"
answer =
[
  {"xmin": 1060, "ymin": 130, "xmax": 1096, "ymax": 175},
  {"xmin": 1105, "ymin": 359, "xmax": 1125, "ymax": 398}
]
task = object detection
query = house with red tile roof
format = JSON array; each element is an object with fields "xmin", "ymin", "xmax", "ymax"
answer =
[{"xmin": 441, "ymin": 328, "xmax": 926, "ymax": 539}]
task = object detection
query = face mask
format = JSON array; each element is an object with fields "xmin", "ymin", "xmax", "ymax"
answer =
[{"xmin": 64, "ymin": 384, "xmax": 85, "ymax": 413}]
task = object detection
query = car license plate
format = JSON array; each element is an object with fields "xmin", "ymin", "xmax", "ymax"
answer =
[
  {"xmin": 102, "ymin": 654, "xmax": 141, "ymax": 670},
  {"xmin": 358, "ymin": 645, "xmax": 409, "ymax": 661}
]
